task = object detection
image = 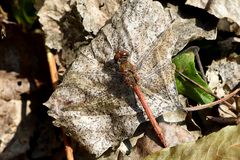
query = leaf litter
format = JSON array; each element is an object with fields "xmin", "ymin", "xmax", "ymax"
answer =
[
  {"xmin": 186, "ymin": 0, "xmax": 240, "ymax": 34},
  {"xmin": 44, "ymin": 0, "xmax": 216, "ymax": 157},
  {"xmin": 3, "ymin": 0, "xmax": 240, "ymax": 159},
  {"xmin": 206, "ymin": 54, "xmax": 240, "ymax": 119}
]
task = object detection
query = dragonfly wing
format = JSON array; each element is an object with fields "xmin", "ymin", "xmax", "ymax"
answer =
[
  {"xmin": 136, "ymin": 30, "xmax": 181, "ymax": 115},
  {"xmin": 46, "ymin": 54, "xmax": 148, "ymax": 156}
]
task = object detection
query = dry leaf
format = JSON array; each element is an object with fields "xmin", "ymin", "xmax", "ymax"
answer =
[
  {"xmin": 45, "ymin": 0, "xmax": 216, "ymax": 157},
  {"xmin": 0, "ymin": 71, "xmax": 30, "ymax": 100},
  {"xmin": 38, "ymin": 0, "xmax": 121, "ymax": 51},
  {"xmin": 206, "ymin": 55, "xmax": 240, "ymax": 97},
  {"xmin": 186, "ymin": 0, "xmax": 240, "ymax": 34},
  {"xmin": 145, "ymin": 124, "xmax": 240, "ymax": 160},
  {"xmin": 0, "ymin": 100, "xmax": 34, "ymax": 160},
  {"xmin": 0, "ymin": 99, "xmax": 31, "ymax": 153},
  {"xmin": 206, "ymin": 55, "xmax": 240, "ymax": 118}
]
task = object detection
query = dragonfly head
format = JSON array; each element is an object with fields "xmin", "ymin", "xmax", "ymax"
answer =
[{"xmin": 114, "ymin": 50, "xmax": 129, "ymax": 63}]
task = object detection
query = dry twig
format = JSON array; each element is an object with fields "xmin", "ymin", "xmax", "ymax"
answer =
[
  {"xmin": 184, "ymin": 46, "xmax": 207, "ymax": 82},
  {"xmin": 184, "ymin": 88, "xmax": 240, "ymax": 111}
]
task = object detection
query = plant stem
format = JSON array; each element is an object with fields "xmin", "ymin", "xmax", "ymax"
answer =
[
  {"xmin": 62, "ymin": 131, "xmax": 74, "ymax": 160},
  {"xmin": 184, "ymin": 88, "xmax": 240, "ymax": 111}
]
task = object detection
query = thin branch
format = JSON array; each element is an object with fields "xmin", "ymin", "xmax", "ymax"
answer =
[
  {"xmin": 184, "ymin": 88, "xmax": 240, "ymax": 111},
  {"xmin": 190, "ymin": 46, "xmax": 207, "ymax": 82},
  {"xmin": 177, "ymin": 71, "xmax": 235, "ymax": 109},
  {"xmin": 47, "ymin": 51, "xmax": 59, "ymax": 88},
  {"xmin": 62, "ymin": 132, "xmax": 74, "ymax": 160},
  {"xmin": 180, "ymin": 46, "xmax": 206, "ymax": 81}
]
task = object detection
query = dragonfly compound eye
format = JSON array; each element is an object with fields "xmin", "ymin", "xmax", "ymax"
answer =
[{"xmin": 114, "ymin": 50, "xmax": 129, "ymax": 63}]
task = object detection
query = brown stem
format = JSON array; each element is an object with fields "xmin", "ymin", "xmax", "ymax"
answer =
[
  {"xmin": 133, "ymin": 86, "xmax": 167, "ymax": 147},
  {"xmin": 184, "ymin": 88, "xmax": 240, "ymax": 111},
  {"xmin": 193, "ymin": 47, "xmax": 207, "ymax": 82},
  {"xmin": 62, "ymin": 132, "xmax": 74, "ymax": 160},
  {"xmin": 47, "ymin": 51, "xmax": 58, "ymax": 89}
]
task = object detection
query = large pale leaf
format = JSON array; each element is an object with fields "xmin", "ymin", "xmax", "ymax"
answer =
[
  {"xmin": 44, "ymin": 0, "xmax": 216, "ymax": 157},
  {"xmin": 145, "ymin": 124, "xmax": 240, "ymax": 160}
]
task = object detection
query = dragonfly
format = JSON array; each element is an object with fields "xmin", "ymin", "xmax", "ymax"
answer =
[
  {"xmin": 47, "ymin": 32, "xmax": 180, "ymax": 156},
  {"xmin": 58, "ymin": 33, "xmax": 180, "ymax": 119},
  {"xmin": 114, "ymin": 49, "xmax": 167, "ymax": 147}
]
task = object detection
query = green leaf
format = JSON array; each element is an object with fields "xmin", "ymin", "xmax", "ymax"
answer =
[
  {"xmin": 145, "ymin": 124, "xmax": 240, "ymax": 160},
  {"xmin": 173, "ymin": 47, "xmax": 215, "ymax": 104},
  {"xmin": 11, "ymin": 0, "xmax": 37, "ymax": 30}
]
